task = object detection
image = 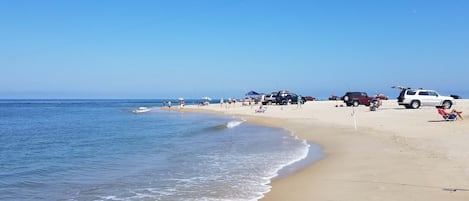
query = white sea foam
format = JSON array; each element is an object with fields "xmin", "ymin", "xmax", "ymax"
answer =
[
  {"xmin": 92, "ymin": 126, "xmax": 317, "ymax": 201},
  {"xmin": 226, "ymin": 120, "xmax": 244, "ymax": 128}
]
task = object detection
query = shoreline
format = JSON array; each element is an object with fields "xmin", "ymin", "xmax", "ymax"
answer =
[{"xmin": 183, "ymin": 100, "xmax": 469, "ymax": 200}]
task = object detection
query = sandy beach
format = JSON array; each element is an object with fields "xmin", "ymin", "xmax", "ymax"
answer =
[{"xmin": 185, "ymin": 99, "xmax": 469, "ymax": 200}]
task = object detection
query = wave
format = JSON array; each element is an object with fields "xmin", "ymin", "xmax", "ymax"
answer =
[
  {"xmin": 226, "ymin": 120, "xmax": 244, "ymax": 128},
  {"xmin": 202, "ymin": 120, "xmax": 245, "ymax": 132},
  {"xmin": 266, "ymin": 130, "xmax": 324, "ymax": 183}
]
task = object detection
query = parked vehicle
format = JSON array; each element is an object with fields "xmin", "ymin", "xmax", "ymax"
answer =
[
  {"xmin": 261, "ymin": 93, "xmax": 278, "ymax": 105},
  {"xmin": 329, "ymin": 95, "xmax": 340, "ymax": 100},
  {"xmin": 341, "ymin": 92, "xmax": 373, "ymax": 107},
  {"xmin": 275, "ymin": 90, "xmax": 306, "ymax": 105},
  {"xmin": 374, "ymin": 93, "xmax": 389, "ymax": 100},
  {"xmin": 304, "ymin": 96, "xmax": 316, "ymax": 101},
  {"xmin": 393, "ymin": 86, "xmax": 455, "ymax": 109},
  {"xmin": 450, "ymin": 94, "xmax": 462, "ymax": 99}
]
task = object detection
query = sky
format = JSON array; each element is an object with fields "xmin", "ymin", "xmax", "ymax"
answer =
[{"xmin": 1, "ymin": 0, "xmax": 468, "ymax": 99}]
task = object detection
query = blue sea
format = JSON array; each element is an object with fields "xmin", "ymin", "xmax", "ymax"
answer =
[{"xmin": 0, "ymin": 99, "xmax": 322, "ymax": 201}]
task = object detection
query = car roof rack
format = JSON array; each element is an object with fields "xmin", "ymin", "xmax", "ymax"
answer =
[{"xmin": 391, "ymin": 86, "xmax": 411, "ymax": 90}]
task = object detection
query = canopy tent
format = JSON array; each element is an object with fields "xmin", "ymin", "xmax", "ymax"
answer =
[{"xmin": 245, "ymin": 91, "xmax": 260, "ymax": 96}]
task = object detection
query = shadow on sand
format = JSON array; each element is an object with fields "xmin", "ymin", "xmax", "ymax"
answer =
[{"xmin": 428, "ymin": 120, "xmax": 454, "ymax": 123}]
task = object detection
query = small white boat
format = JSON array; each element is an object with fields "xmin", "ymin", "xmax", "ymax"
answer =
[{"xmin": 132, "ymin": 107, "xmax": 152, "ymax": 113}]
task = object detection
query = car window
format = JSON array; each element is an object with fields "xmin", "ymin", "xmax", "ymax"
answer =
[
  {"xmin": 406, "ymin": 90, "xmax": 416, "ymax": 95},
  {"xmin": 428, "ymin": 91, "xmax": 438, "ymax": 96},
  {"xmin": 418, "ymin": 91, "xmax": 429, "ymax": 96}
]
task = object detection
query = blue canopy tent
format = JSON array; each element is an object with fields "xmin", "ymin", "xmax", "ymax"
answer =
[{"xmin": 245, "ymin": 91, "xmax": 260, "ymax": 96}]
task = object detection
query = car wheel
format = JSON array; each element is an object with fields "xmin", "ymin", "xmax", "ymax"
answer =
[
  {"xmin": 281, "ymin": 100, "xmax": 287, "ymax": 105},
  {"xmin": 410, "ymin": 100, "xmax": 420, "ymax": 109},
  {"xmin": 353, "ymin": 101, "xmax": 359, "ymax": 107},
  {"xmin": 442, "ymin": 100, "xmax": 452, "ymax": 109}
]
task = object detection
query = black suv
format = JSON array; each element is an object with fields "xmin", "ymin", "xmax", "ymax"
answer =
[
  {"xmin": 275, "ymin": 90, "xmax": 306, "ymax": 105},
  {"xmin": 341, "ymin": 92, "xmax": 373, "ymax": 107}
]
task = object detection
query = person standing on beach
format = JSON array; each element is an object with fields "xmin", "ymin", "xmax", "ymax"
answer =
[
  {"xmin": 179, "ymin": 99, "xmax": 185, "ymax": 109},
  {"xmin": 297, "ymin": 95, "xmax": 302, "ymax": 108}
]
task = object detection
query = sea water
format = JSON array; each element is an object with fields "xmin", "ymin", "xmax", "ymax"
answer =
[{"xmin": 0, "ymin": 100, "xmax": 322, "ymax": 201}]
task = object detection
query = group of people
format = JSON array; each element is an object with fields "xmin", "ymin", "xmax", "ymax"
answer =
[
  {"xmin": 165, "ymin": 96, "xmax": 464, "ymax": 121},
  {"xmin": 162, "ymin": 100, "xmax": 185, "ymax": 109},
  {"xmin": 220, "ymin": 98, "xmax": 236, "ymax": 106}
]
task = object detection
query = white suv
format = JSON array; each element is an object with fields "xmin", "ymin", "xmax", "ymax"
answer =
[{"xmin": 394, "ymin": 86, "xmax": 454, "ymax": 109}]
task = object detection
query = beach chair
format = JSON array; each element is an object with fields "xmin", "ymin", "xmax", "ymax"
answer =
[
  {"xmin": 438, "ymin": 109, "xmax": 457, "ymax": 121},
  {"xmin": 369, "ymin": 102, "xmax": 378, "ymax": 111},
  {"xmin": 255, "ymin": 106, "xmax": 267, "ymax": 113}
]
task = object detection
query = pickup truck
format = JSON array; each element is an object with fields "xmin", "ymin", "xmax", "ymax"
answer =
[{"xmin": 276, "ymin": 90, "xmax": 306, "ymax": 105}]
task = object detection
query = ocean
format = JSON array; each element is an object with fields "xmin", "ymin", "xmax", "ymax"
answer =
[{"xmin": 0, "ymin": 99, "xmax": 322, "ymax": 201}]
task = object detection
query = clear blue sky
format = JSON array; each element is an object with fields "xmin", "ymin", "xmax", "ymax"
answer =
[{"xmin": 1, "ymin": 0, "xmax": 468, "ymax": 99}]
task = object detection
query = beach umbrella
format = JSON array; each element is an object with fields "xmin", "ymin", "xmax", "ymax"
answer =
[{"xmin": 245, "ymin": 91, "xmax": 260, "ymax": 96}]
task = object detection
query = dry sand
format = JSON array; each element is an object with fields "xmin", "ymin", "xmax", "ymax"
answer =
[{"xmin": 183, "ymin": 100, "xmax": 469, "ymax": 201}]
